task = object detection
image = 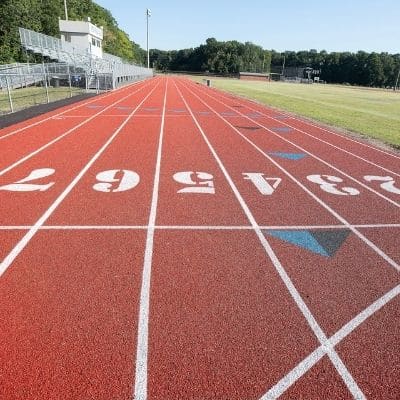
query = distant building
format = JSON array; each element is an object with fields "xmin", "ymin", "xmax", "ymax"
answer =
[{"xmin": 59, "ymin": 17, "xmax": 103, "ymax": 58}]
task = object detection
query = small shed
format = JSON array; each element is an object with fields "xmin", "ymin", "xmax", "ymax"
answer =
[{"xmin": 239, "ymin": 72, "xmax": 270, "ymax": 81}]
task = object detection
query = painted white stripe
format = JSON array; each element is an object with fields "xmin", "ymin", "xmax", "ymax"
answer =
[
  {"xmin": 183, "ymin": 81, "xmax": 400, "ymax": 273},
  {"xmin": 0, "ymin": 81, "xmax": 160, "ymax": 278},
  {"xmin": 189, "ymin": 81, "xmax": 400, "ymax": 207},
  {"xmin": 195, "ymin": 82, "xmax": 400, "ymax": 177},
  {"xmin": 175, "ymin": 79, "xmax": 367, "ymax": 400},
  {"xmin": 288, "ymin": 117, "xmax": 400, "ymax": 161},
  {"xmin": 1, "ymin": 223, "xmax": 400, "ymax": 231},
  {"xmin": 134, "ymin": 79, "xmax": 168, "ymax": 400},
  {"xmin": 0, "ymin": 81, "xmax": 153, "ymax": 177},
  {"xmin": 197, "ymin": 79, "xmax": 400, "ymax": 162},
  {"xmin": 260, "ymin": 284, "xmax": 400, "ymax": 399},
  {"xmin": 261, "ymin": 348, "xmax": 326, "ymax": 399},
  {"xmin": 0, "ymin": 80, "xmax": 144, "ymax": 140}
]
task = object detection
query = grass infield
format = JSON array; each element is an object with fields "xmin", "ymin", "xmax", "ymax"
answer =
[
  {"xmin": 0, "ymin": 86, "xmax": 83, "ymax": 115},
  {"xmin": 190, "ymin": 77, "xmax": 400, "ymax": 149}
]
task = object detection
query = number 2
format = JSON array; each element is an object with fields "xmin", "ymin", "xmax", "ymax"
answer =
[{"xmin": 364, "ymin": 175, "xmax": 400, "ymax": 194}]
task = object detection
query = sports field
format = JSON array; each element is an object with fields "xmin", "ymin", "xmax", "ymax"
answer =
[
  {"xmin": 192, "ymin": 77, "xmax": 400, "ymax": 148},
  {"xmin": 0, "ymin": 76, "xmax": 399, "ymax": 399}
]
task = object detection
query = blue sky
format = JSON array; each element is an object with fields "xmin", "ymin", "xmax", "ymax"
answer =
[{"xmin": 95, "ymin": 0, "xmax": 400, "ymax": 53}]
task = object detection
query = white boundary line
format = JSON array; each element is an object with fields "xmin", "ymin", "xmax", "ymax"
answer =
[
  {"xmin": 188, "ymin": 81, "xmax": 400, "ymax": 208},
  {"xmin": 180, "ymin": 81, "xmax": 400, "ymax": 273},
  {"xmin": 261, "ymin": 284, "xmax": 400, "ymax": 399},
  {"xmin": 0, "ymin": 80, "xmax": 153, "ymax": 177},
  {"xmin": 134, "ymin": 78, "xmax": 168, "ymax": 400},
  {"xmin": 0, "ymin": 81, "xmax": 160, "ymax": 277},
  {"xmin": 197, "ymin": 82, "xmax": 400, "ymax": 177},
  {"xmin": 201, "ymin": 79, "xmax": 400, "ymax": 162},
  {"xmin": 174, "ymin": 79, "xmax": 367, "ymax": 400},
  {"xmin": 0, "ymin": 79, "xmax": 147, "ymax": 140},
  {"xmin": 1, "ymin": 223, "xmax": 400, "ymax": 231}
]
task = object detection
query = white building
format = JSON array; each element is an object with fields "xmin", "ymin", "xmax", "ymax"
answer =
[{"xmin": 59, "ymin": 17, "xmax": 103, "ymax": 58}]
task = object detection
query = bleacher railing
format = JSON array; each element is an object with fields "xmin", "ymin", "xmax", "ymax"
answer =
[{"xmin": 19, "ymin": 27, "xmax": 153, "ymax": 86}]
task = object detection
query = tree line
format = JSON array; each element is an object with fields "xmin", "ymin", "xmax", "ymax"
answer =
[
  {"xmin": 1, "ymin": 1, "xmax": 399, "ymax": 87},
  {"xmin": 150, "ymin": 39, "xmax": 400, "ymax": 88},
  {"xmin": 0, "ymin": 0, "xmax": 146, "ymax": 65}
]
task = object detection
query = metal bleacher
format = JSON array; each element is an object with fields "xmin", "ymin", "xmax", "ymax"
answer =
[{"xmin": 18, "ymin": 27, "xmax": 153, "ymax": 89}]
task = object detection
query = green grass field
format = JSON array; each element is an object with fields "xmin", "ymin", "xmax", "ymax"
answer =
[
  {"xmin": 190, "ymin": 77, "xmax": 400, "ymax": 148},
  {"xmin": 0, "ymin": 86, "xmax": 83, "ymax": 115}
]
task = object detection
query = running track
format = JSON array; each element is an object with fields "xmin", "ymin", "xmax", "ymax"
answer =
[{"xmin": 0, "ymin": 76, "xmax": 399, "ymax": 399}]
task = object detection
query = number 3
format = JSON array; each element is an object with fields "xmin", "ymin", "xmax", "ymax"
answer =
[{"xmin": 307, "ymin": 174, "xmax": 360, "ymax": 196}]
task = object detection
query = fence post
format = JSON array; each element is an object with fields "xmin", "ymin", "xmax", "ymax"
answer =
[
  {"xmin": 42, "ymin": 61, "xmax": 49, "ymax": 103},
  {"xmin": 96, "ymin": 75, "xmax": 99, "ymax": 94},
  {"xmin": 6, "ymin": 76, "xmax": 14, "ymax": 113},
  {"xmin": 68, "ymin": 65, "xmax": 73, "ymax": 98}
]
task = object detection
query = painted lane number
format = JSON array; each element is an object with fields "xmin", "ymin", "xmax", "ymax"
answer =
[
  {"xmin": 1, "ymin": 170, "xmax": 399, "ymax": 198},
  {"xmin": 173, "ymin": 171, "xmax": 215, "ymax": 194},
  {"xmin": 93, "ymin": 169, "xmax": 140, "ymax": 193},
  {"xmin": 243, "ymin": 173, "xmax": 282, "ymax": 195},
  {"xmin": 0, "ymin": 168, "xmax": 55, "ymax": 192},
  {"xmin": 307, "ymin": 174, "xmax": 360, "ymax": 196},
  {"xmin": 363, "ymin": 175, "xmax": 400, "ymax": 195}
]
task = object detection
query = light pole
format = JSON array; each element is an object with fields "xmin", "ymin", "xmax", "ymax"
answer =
[
  {"xmin": 64, "ymin": 0, "xmax": 68, "ymax": 20},
  {"xmin": 146, "ymin": 8, "xmax": 151, "ymax": 69}
]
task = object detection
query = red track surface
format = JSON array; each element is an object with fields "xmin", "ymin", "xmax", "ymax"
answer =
[{"xmin": 0, "ymin": 76, "xmax": 399, "ymax": 400}]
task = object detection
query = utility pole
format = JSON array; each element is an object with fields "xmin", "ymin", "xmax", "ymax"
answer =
[
  {"xmin": 146, "ymin": 8, "xmax": 151, "ymax": 69},
  {"xmin": 64, "ymin": 0, "xmax": 68, "ymax": 20}
]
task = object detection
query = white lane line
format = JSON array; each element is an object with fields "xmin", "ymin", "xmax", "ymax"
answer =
[
  {"xmin": 289, "ymin": 117, "xmax": 400, "ymax": 161},
  {"xmin": 1, "ymin": 223, "xmax": 400, "ymax": 231},
  {"xmin": 199, "ymin": 80, "xmax": 400, "ymax": 162},
  {"xmin": 0, "ymin": 82, "xmax": 160, "ymax": 278},
  {"xmin": 0, "ymin": 80, "xmax": 144, "ymax": 140},
  {"xmin": 195, "ymin": 82, "xmax": 400, "ymax": 177},
  {"xmin": 0, "ymin": 81, "xmax": 153, "ymax": 177},
  {"xmin": 260, "ymin": 284, "xmax": 400, "ymax": 399},
  {"xmin": 134, "ymin": 79, "xmax": 168, "ymax": 400},
  {"xmin": 175, "ymin": 79, "xmax": 367, "ymax": 400},
  {"xmin": 188, "ymin": 82, "xmax": 400, "ymax": 208},
  {"xmin": 181, "ymin": 81, "xmax": 400, "ymax": 273}
]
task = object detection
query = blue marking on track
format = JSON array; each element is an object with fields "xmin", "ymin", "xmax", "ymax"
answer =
[
  {"xmin": 270, "ymin": 127, "xmax": 293, "ymax": 133},
  {"xmin": 265, "ymin": 229, "xmax": 351, "ymax": 257},
  {"xmin": 267, "ymin": 230, "xmax": 329, "ymax": 256},
  {"xmin": 246, "ymin": 112, "xmax": 262, "ymax": 118},
  {"xmin": 269, "ymin": 152, "xmax": 307, "ymax": 160},
  {"xmin": 142, "ymin": 107, "xmax": 159, "ymax": 111}
]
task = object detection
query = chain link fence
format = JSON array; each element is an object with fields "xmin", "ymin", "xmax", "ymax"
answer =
[{"xmin": 0, "ymin": 63, "xmax": 113, "ymax": 115}]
